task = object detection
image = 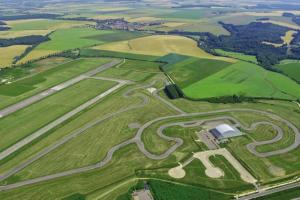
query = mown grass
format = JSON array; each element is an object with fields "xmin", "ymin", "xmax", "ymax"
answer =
[
  {"xmin": 182, "ymin": 61, "xmax": 300, "ymax": 100},
  {"xmin": 215, "ymin": 49, "xmax": 258, "ymax": 64},
  {"xmin": 0, "ymin": 58, "xmax": 111, "ymax": 109},
  {"xmin": 0, "ymin": 78, "xmax": 115, "ymax": 152},
  {"xmin": 149, "ymin": 179, "xmax": 233, "ymax": 200},
  {"xmin": 276, "ymin": 60, "xmax": 300, "ymax": 82},
  {"xmin": 163, "ymin": 57, "xmax": 232, "ymax": 88},
  {"xmin": 80, "ymin": 49, "xmax": 159, "ymax": 61}
]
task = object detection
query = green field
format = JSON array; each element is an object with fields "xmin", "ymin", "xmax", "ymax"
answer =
[
  {"xmin": 162, "ymin": 56, "xmax": 232, "ymax": 88},
  {"xmin": 215, "ymin": 49, "xmax": 258, "ymax": 64},
  {"xmin": 0, "ymin": 58, "xmax": 111, "ymax": 109},
  {"xmin": 20, "ymin": 28, "xmax": 146, "ymax": 63},
  {"xmin": 148, "ymin": 180, "xmax": 232, "ymax": 200},
  {"xmin": 276, "ymin": 60, "xmax": 300, "ymax": 82},
  {"xmin": 0, "ymin": 78, "xmax": 115, "ymax": 152},
  {"xmin": 181, "ymin": 61, "xmax": 300, "ymax": 100}
]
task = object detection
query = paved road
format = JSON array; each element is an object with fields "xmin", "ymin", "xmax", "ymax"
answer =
[
  {"xmin": 0, "ymin": 59, "xmax": 121, "ymax": 118},
  {"xmin": 238, "ymin": 182, "xmax": 300, "ymax": 200},
  {"xmin": 0, "ymin": 80, "xmax": 156, "ymax": 182},
  {"xmin": 0, "ymin": 82, "xmax": 126, "ymax": 161},
  {"xmin": 1, "ymin": 79, "xmax": 300, "ymax": 194}
]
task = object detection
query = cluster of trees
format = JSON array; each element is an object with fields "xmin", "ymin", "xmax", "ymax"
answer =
[
  {"xmin": 0, "ymin": 20, "xmax": 10, "ymax": 31},
  {"xmin": 164, "ymin": 84, "xmax": 183, "ymax": 99},
  {"xmin": 0, "ymin": 35, "xmax": 50, "ymax": 47},
  {"xmin": 0, "ymin": 13, "xmax": 60, "ymax": 21},
  {"xmin": 198, "ymin": 22, "xmax": 300, "ymax": 69}
]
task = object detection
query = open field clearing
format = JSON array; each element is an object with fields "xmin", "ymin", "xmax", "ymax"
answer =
[
  {"xmin": 214, "ymin": 49, "xmax": 258, "ymax": 64},
  {"xmin": 0, "ymin": 45, "xmax": 29, "ymax": 68},
  {"xmin": 0, "ymin": 30, "xmax": 51, "ymax": 39},
  {"xmin": 0, "ymin": 78, "xmax": 115, "ymax": 152},
  {"xmin": 93, "ymin": 35, "xmax": 234, "ymax": 62},
  {"xmin": 5, "ymin": 19, "xmax": 94, "ymax": 31},
  {"xmin": 260, "ymin": 20, "xmax": 300, "ymax": 30},
  {"xmin": 282, "ymin": 30, "xmax": 297, "ymax": 45},
  {"xmin": 162, "ymin": 57, "xmax": 233, "ymax": 88},
  {"xmin": 276, "ymin": 60, "xmax": 300, "ymax": 82},
  {"xmin": 181, "ymin": 61, "xmax": 300, "ymax": 100},
  {"xmin": 0, "ymin": 58, "xmax": 111, "ymax": 109},
  {"xmin": 19, "ymin": 29, "xmax": 146, "ymax": 64},
  {"xmin": 95, "ymin": 59, "xmax": 163, "ymax": 82},
  {"xmin": 0, "ymin": 75, "xmax": 176, "ymax": 182},
  {"xmin": 174, "ymin": 21, "xmax": 229, "ymax": 36}
]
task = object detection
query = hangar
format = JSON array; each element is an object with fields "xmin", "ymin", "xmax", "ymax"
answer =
[{"xmin": 209, "ymin": 124, "xmax": 242, "ymax": 143}]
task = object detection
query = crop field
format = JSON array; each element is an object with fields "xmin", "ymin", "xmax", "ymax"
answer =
[
  {"xmin": 2, "ymin": 1, "xmax": 300, "ymax": 199},
  {"xmin": 0, "ymin": 30, "xmax": 51, "ymax": 39},
  {"xmin": 0, "ymin": 78, "xmax": 115, "ymax": 152},
  {"xmin": 0, "ymin": 58, "xmax": 111, "ymax": 109},
  {"xmin": 162, "ymin": 57, "xmax": 233, "ymax": 88},
  {"xmin": 19, "ymin": 29, "xmax": 146, "ymax": 64},
  {"xmin": 181, "ymin": 61, "xmax": 300, "ymax": 100},
  {"xmin": 5, "ymin": 19, "xmax": 94, "ymax": 31},
  {"xmin": 276, "ymin": 60, "xmax": 300, "ymax": 82},
  {"xmin": 93, "ymin": 35, "xmax": 234, "ymax": 62},
  {"xmin": 0, "ymin": 45, "xmax": 29, "ymax": 68}
]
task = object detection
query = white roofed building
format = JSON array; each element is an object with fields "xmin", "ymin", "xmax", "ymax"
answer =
[{"xmin": 209, "ymin": 124, "xmax": 242, "ymax": 143}]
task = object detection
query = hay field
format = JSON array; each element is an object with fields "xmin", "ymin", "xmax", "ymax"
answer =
[
  {"xmin": 93, "ymin": 35, "xmax": 235, "ymax": 62},
  {"xmin": 0, "ymin": 45, "xmax": 30, "ymax": 68},
  {"xmin": 0, "ymin": 30, "xmax": 51, "ymax": 39},
  {"xmin": 6, "ymin": 19, "xmax": 94, "ymax": 31}
]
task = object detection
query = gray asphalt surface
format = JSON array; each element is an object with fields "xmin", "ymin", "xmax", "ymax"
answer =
[
  {"xmin": 0, "ymin": 77, "xmax": 300, "ymax": 199},
  {"xmin": 238, "ymin": 182, "xmax": 300, "ymax": 200},
  {"xmin": 0, "ymin": 60, "xmax": 123, "ymax": 161},
  {"xmin": 0, "ymin": 59, "xmax": 121, "ymax": 118},
  {"xmin": 0, "ymin": 80, "xmax": 156, "ymax": 182}
]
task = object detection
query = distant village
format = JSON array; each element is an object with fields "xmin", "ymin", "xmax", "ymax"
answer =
[{"xmin": 92, "ymin": 18, "xmax": 163, "ymax": 31}]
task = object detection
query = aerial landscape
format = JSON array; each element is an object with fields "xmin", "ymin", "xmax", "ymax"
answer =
[{"xmin": 1, "ymin": 0, "xmax": 300, "ymax": 199}]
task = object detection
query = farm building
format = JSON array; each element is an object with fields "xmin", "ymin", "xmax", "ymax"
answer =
[{"xmin": 209, "ymin": 124, "xmax": 242, "ymax": 143}]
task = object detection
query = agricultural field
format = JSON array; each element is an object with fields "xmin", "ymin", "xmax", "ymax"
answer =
[
  {"xmin": 0, "ymin": 58, "xmax": 111, "ymax": 109},
  {"xmin": 0, "ymin": 45, "xmax": 29, "ymax": 68},
  {"xmin": 276, "ymin": 60, "xmax": 300, "ymax": 83},
  {"xmin": 1, "ymin": 1, "xmax": 300, "ymax": 200},
  {"xmin": 93, "ymin": 35, "xmax": 234, "ymax": 62},
  {"xmin": 19, "ymin": 28, "xmax": 146, "ymax": 64}
]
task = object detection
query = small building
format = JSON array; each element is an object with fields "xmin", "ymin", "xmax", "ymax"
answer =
[{"xmin": 209, "ymin": 124, "xmax": 242, "ymax": 143}]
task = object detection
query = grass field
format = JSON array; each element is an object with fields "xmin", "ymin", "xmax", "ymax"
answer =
[
  {"xmin": 0, "ymin": 74, "xmax": 176, "ymax": 182},
  {"xmin": 149, "ymin": 179, "xmax": 233, "ymax": 200},
  {"xmin": 0, "ymin": 58, "xmax": 111, "ymax": 109},
  {"xmin": 181, "ymin": 61, "xmax": 300, "ymax": 100},
  {"xmin": 215, "ymin": 49, "xmax": 258, "ymax": 64},
  {"xmin": 0, "ymin": 45, "xmax": 29, "ymax": 68},
  {"xmin": 162, "ymin": 56, "xmax": 232, "ymax": 88},
  {"xmin": 93, "ymin": 35, "xmax": 235, "ymax": 62},
  {"xmin": 0, "ymin": 78, "xmax": 115, "ymax": 152},
  {"xmin": 276, "ymin": 60, "xmax": 300, "ymax": 82},
  {"xmin": 19, "ymin": 28, "xmax": 146, "ymax": 63},
  {"xmin": 6, "ymin": 19, "xmax": 94, "ymax": 31}
]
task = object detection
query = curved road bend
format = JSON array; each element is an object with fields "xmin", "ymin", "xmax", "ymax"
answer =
[
  {"xmin": 0, "ymin": 81, "xmax": 157, "ymax": 182},
  {"xmin": 0, "ymin": 80, "xmax": 127, "ymax": 161},
  {"xmin": 1, "ymin": 107, "xmax": 300, "ymax": 191},
  {"xmin": 0, "ymin": 59, "xmax": 121, "ymax": 118}
]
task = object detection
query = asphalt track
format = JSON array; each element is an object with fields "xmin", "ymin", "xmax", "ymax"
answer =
[
  {"xmin": 0, "ymin": 59, "xmax": 121, "ymax": 118},
  {"xmin": 0, "ymin": 68, "xmax": 300, "ymax": 200},
  {"xmin": 1, "ymin": 81, "xmax": 300, "ymax": 192}
]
